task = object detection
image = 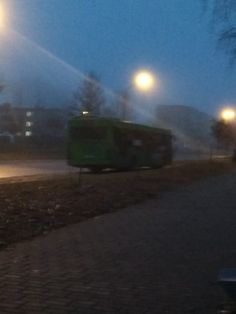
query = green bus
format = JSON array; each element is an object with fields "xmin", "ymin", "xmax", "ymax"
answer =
[{"xmin": 67, "ymin": 117, "xmax": 173, "ymax": 172}]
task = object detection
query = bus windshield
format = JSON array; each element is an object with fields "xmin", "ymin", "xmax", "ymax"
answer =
[{"xmin": 70, "ymin": 126, "xmax": 107, "ymax": 140}]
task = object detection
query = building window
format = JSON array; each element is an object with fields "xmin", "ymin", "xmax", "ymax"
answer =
[
  {"xmin": 26, "ymin": 121, "xmax": 33, "ymax": 127},
  {"xmin": 25, "ymin": 131, "xmax": 32, "ymax": 137},
  {"xmin": 26, "ymin": 111, "xmax": 32, "ymax": 117}
]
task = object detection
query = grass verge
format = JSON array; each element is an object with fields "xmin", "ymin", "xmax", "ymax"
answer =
[{"xmin": 0, "ymin": 160, "xmax": 234, "ymax": 248}]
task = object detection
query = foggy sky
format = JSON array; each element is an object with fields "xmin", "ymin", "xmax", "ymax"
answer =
[{"xmin": 1, "ymin": 0, "xmax": 236, "ymax": 116}]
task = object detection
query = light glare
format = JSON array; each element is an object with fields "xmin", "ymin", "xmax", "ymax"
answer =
[
  {"xmin": 221, "ymin": 108, "xmax": 236, "ymax": 122},
  {"xmin": 133, "ymin": 70, "xmax": 156, "ymax": 92},
  {"xmin": 0, "ymin": 2, "xmax": 6, "ymax": 30}
]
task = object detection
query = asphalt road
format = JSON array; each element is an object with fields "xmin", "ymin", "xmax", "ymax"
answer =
[
  {"xmin": 0, "ymin": 160, "xmax": 76, "ymax": 179},
  {"xmin": 0, "ymin": 154, "xmax": 229, "ymax": 179}
]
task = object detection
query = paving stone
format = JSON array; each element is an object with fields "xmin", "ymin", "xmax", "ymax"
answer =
[{"xmin": 0, "ymin": 173, "xmax": 236, "ymax": 313}]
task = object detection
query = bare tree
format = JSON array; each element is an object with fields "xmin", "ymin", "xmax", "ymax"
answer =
[
  {"xmin": 116, "ymin": 90, "xmax": 131, "ymax": 120},
  {"xmin": 72, "ymin": 72, "xmax": 105, "ymax": 117},
  {"xmin": 203, "ymin": 0, "xmax": 236, "ymax": 62},
  {"xmin": 211, "ymin": 118, "xmax": 236, "ymax": 149}
]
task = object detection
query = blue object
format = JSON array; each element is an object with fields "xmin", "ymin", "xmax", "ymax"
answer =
[{"xmin": 218, "ymin": 269, "xmax": 236, "ymax": 300}]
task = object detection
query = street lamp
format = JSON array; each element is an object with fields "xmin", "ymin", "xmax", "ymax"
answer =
[
  {"xmin": 133, "ymin": 70, "xmax": 156, "ymax": 93},
  {"xmin": 119, "ymin": 69, "xmax": 157, "ymax": 121},
  {"xmin": 219, "ymin": 107, "xmax": 236, "ymax": 161},
  {"xmin": 220, "ymin": 108, "xmax": 236, "ymax": 122},
  {"xmin": 130, "ymin": 69, "xmax": 158, "ymax": 123}
]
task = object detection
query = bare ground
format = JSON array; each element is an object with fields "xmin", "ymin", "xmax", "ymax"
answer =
[{"xmin": 0, "ymin": 160, "xmax": 234, "ymax": 248}]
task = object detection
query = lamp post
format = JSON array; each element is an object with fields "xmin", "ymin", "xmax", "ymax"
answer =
[
  {"xmin": 119, "ymin": 90, "xmax": 130, "ymax": 121},
  {"xmin": 132, "ymin": 69, "xmax": 157, "ymax": 122},
  {"xmin": 119, "ymin": 69, "xmax": 157, "ymax": 121},
  {"xmin": 220, "ymin": 107, "xmax": 236, "ymax": 161}
]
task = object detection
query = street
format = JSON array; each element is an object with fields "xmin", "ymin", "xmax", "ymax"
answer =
[
  {"xmin": 0, "ymin": 154, "xmax": 229, "ymax": 180},
  {"xmin": 0, "ymin": 160, "xmax": 76, "ymax": 179}
]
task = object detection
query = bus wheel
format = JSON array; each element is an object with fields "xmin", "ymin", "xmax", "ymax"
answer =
[
  {"xmin": 117, "ymin": 167, "xmax": 131, "ymax": 172},
  {"xmin": 90, "ymin": 167, "xmax": 103, "ymax": 173}
]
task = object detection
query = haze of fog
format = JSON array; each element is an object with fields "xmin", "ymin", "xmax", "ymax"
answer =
[{"xmin": 0, "ymin": 0, "xmax": 236, "ymax": 117}]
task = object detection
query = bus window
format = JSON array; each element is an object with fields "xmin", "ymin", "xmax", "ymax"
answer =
[
  {"xmin": 70, "ymin": 126, "xmax": 107, "ymax": 140},
  {"xmin": 132, "ymin": 139, "xmax": 142, "ymax": 147}
]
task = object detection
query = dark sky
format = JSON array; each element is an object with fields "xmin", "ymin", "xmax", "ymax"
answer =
[{"xmin": 1, "ymin": 0, "xmax": 236, "ymax": 116}]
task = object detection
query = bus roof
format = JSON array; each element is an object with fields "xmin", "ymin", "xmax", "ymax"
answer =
[{"xmin": 69, "ymin": 117, "xmax": 172, "ymax": 135}]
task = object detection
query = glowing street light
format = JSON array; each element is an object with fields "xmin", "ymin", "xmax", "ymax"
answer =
[
  {"xmin": 220, "ymin": 108, "xmax": 236, "ymax": 122},
  {"xmin": 133, "ymin": 70, "xmax": 156, "ymax": 92},
  {"xmin": 119, "ymin": 69, "xmax": 157, "ymax": 120},
  {"xmin": 0, "ymin": 2, "xmax": 6, "ymax": 30}
]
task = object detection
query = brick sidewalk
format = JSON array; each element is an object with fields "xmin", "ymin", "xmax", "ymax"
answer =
[{"xmin": 0, "ymin": 173, "xmax": 236, "ymax": 313}]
